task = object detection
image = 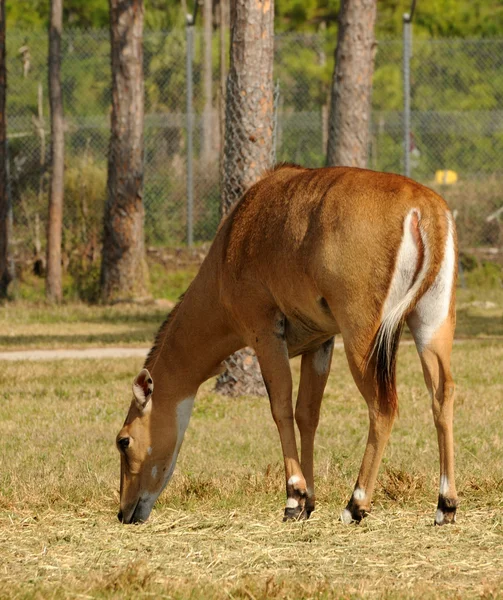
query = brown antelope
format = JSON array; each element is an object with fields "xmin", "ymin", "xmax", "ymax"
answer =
[{"xmin": 116, "ymin": 164, "xmax": 458, "ymax": 526}]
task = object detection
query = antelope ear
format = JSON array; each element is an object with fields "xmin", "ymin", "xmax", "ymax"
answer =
[{"xmin": 132, "ymin": 368, "xmax": 154, "ymax": 411}]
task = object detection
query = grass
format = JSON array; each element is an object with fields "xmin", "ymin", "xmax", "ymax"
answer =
[
  {"xmin": 0, "ymin": 302, "xmax": 168, "ymax": 351},
  {"xmin": 1, "ymin": 285, "xmax": 501, "ymax": 351},
  {"xmin": 1, "ymin": 339, "xmax": 503, "ymax": 598}
]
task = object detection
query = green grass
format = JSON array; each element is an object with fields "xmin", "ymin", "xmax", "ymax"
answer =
[{"xmin": 1, "ymin": 341, "xmax": 503, "ymax": 598}]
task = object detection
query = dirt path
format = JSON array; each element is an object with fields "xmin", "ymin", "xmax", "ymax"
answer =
[{"xmin": 0, "ymin": 338, "xmax": 492, "ymax": 362}]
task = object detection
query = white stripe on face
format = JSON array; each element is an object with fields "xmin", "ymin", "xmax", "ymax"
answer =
[
  {"xmin": 163, "ymin": 396, "xmax": 195, "ymax": 486},
  {"xmin": 140, "ymin": 396, "xmax": 195, "ymax": 508}
]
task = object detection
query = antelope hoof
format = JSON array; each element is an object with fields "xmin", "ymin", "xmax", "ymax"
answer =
[
  {"xmin": 283, "ymin": 496, "xmax": 314, "ymax": 522},
  {"xmin": 435, "ymin": 496, "xmax": 458, "ymax": 526},
  {"xmin": 283, "ymin": 504, "xmax": 307, "ymax": 521},
  {"xmin": 341, "ymin": 500, "xmax": 369, "ymax": 525}
]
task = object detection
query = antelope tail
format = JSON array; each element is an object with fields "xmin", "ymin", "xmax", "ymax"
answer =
[{"xmin": 366, "ymin": 208, "xmax": 430, "ymax": 412}]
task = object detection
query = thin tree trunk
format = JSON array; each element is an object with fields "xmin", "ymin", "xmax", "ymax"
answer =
[
  {"xmin": 218, "ymin": 0, "xmax": 228, "ymax": 157},
  {"xmin": 0, "ymin": 0, "xmax": 11, "ymax": 298},
  {"xmin": 216, "ymin": 0, "xmax": 274, "ymax": 397},
  {"xmin": 326, "ymin": 0, "xmax": 377, "ymax": 167},
  {"xmin": 221, "ymin": 0, "xmax": 275, "ymax": 216},
  {"xmin": 46, "ymin": 0, "xmax": 64, "ymax": 302},
  {"xmin": 101, "ymin": 0, "xmax": 149, "ymax": 303},
  {"xmin": 202, "ymin": 0, "xmax": 213, "ymax": 164}
]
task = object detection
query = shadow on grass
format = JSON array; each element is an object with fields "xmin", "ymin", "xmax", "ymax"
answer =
[
  {"xmin": 0, "ymin": 330, "xmax": 158, "ymax": 349},
  {"xmin": 455, "ymin": 309, "xmax": 503, "ymax": 338},
  {"xmin": 34, "ymin": 309, "xmax": 169, "ymax": 326}
]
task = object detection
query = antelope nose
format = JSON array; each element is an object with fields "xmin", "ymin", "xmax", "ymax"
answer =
[{"xmin": 117, "ymin": 510, "xmax": 123, "ymax": 522}]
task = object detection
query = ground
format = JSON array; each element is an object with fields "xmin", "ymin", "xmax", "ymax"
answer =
[{"xmin": 0, "ymin": 288, "xmax": 502, "ymax": 599}]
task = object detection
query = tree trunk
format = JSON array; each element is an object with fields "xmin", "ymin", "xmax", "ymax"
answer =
[
  {"xmin": 218, "ymin": 0, "xmax": 228, "ymax": 157},
  {"xmin": 202, "ymin": 0, "xmax": 213, "ymax": 164},
  {"xmin": 101, "ymin": 0, "xmax": 149, "ymax": 303},
  {"xmin": 216, "ymin": 0, "xmax": 274, "ymax": 397},
  {"xmin": 0, "ymin": 0, "xmax": 11, "ymax": 298},
  {"xmin": 221, "ymin": 0, "xmax": 275, "ymax": 215},
  {"xmin": 326, "ymin": 0, "xmax": 377, "ymax": 167},
  {"xmin": 46, "ymin": 0, "xmax": 64, "ymax": 303}
]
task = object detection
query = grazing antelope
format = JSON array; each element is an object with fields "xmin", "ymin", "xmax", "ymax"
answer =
[{"xmin": 116, "ymin": 164, "xmax": 458, "ymax": 526}]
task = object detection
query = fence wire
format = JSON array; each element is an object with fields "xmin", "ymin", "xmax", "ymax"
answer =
[{"xmin": 5, "ymin": 30, "xmax": 503, "ymax": 283}]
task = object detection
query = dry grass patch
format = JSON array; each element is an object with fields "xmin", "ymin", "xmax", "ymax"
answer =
[{"xmin": 1, "ymin": 343, "xmax": 503, "ymax": 598}]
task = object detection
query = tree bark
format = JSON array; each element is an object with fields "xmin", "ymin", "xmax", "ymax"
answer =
[
  {"xmin": 202, "ymin": 0, "xmax": 213, "ymax": 164},
  {"xmin": 218, "ymin": 0, "xmax": 228, "ymax": 157},
  {"xmin": 0, "ymin": 0, "xmax": 11, "ymax": 298},
  {"xmin": 326, "ymin": 0, "xmax": 377, "ymax": 167},
  {"xmin": 101, "ymin": 0, "xmax": 149, "ymax": 303},
  {"xmin": 46, "ymin": 0, "xmax": 64, "ymax": 303},
  {"xmin": 216, "ymin": 0, "xmax": 274, "ymax": 397},
  {"xmin": 221, "ymin": 0, "xmax": 275, "ymax": 216}
]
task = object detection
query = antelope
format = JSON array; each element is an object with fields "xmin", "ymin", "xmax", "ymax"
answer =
[{"xmin": 116, "ymin": 164, "xmax": 458, "ymax": 526}]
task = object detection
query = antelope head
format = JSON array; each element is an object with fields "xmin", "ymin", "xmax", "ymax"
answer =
[{"xmin": 116, "ymin": 368, "xmax": 194, "ymax": 524}]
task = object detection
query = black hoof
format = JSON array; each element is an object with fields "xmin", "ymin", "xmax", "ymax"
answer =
[
  {"xmin": 283, "ymin": 505, "xmax": 307, "ymax": 521},
  {"xmin": 435, "ymin": 495, "xmax": 458, "ymax": 526},
  {"xmin": 341, "ymin": 499, "xmax": 369, "ymax": 524}
]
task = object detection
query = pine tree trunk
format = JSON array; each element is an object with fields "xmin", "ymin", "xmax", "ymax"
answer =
[
  {"xmin": 101, "ymin": 0, "xmax": 149, "ymax": 303},
  {"xmin": 326, "ymin": 0, "xmax": 377, "ymax": 167},
  {"xmin": 221, "ymin": 0, "xmax": 275, "ymax": 215},
  {"xmin": 218, "ymin": 0, "xmax": 228, "ymax": 157},
  {"xmin": 0, "ymin": 0, "xmax": 11, "ymax": 298},
  {"xmin": 46, "ymin": 0, "xmax": 64, "ymax": 303},
  {"xmin": 216, "ymin": 0, "xmax": 274, "ymax": 397},
  {"xmin": 202, "ymin": 0, "xmax": 213, "ymax": 164}
]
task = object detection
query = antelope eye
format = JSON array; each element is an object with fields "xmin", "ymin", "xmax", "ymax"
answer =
[{"xmin": 118, "ymin": 437, "xmax": 130, "ymax": 451}]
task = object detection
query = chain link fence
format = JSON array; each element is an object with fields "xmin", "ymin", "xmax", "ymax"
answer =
[{"xmin": 5, "ymin": 29, "xmax": 503, "ymax": 286}]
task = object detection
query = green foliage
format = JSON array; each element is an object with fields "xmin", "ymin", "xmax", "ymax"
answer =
[
  {"xmin": 466, "ymin": 261, "xmax": 503, "ymax": 289},
  {"xmin": 6, "ymin": 0, "xmax": 503, "ymax": 38},
  {"xmin": 149, "ymin": 263, "xmax": 198, "ymax": 301}
]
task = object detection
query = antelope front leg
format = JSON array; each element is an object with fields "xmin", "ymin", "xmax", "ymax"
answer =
[
  {"xmin": 295, "ymin": 339, "xmax": 334, "ymax": 517},
  {"xmin": 254, "ymin": 336, "xmax": 308, "ymax": 521}
]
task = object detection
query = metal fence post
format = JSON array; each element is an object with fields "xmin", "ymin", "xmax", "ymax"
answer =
[
  {"xmin": 402, "ymin": 13, "xmax": 411, "ymax": 178},
  {"xmin": 186, "ymin": 14, "xmax": 194, "ymax": 247}
]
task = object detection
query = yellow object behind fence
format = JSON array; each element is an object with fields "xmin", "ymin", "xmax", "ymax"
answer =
[{"xmin": 435, "ymin": 170, "xmax": 458, "ymax": 185}]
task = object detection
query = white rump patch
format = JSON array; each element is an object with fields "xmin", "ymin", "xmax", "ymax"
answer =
[
  {"xmin": 341, "ymin": 509, "xmax": 353, "ymax": 525},
  {"xmin": 373, "ymin": 209, "xmax": 429, "ymax": 361},
  {"xmin": 286, "ymin": 498, "xmax": 299, "ymax": 509},
  {"xmin": 353, "ymin": 487, "xmax": 366, "ymax": 501},
  {"xmin": 408, "ymin": 212, "xmax": 456, "ymax": 352},
  {"xmin": 439, "ymin": 475, "xmax": 449, "ymax": 496}
]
